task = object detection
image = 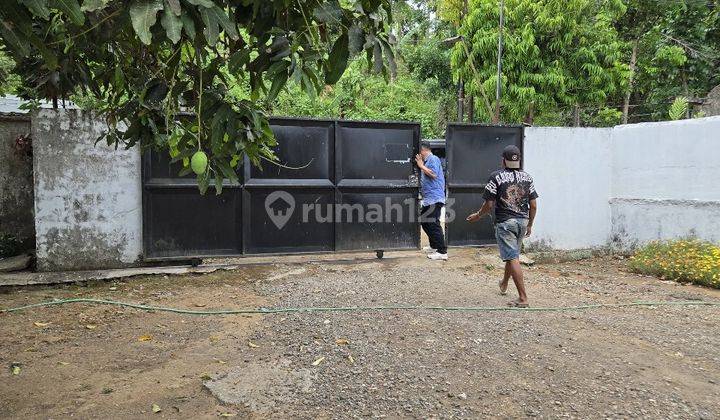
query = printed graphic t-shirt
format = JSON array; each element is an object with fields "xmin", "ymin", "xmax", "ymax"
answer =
[{"xmin": 482, "ymin": 169, "xmax": 538, "ymax": 222}]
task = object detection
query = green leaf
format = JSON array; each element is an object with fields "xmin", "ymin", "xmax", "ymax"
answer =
[
  {"xmin": 200, "ymin": 5, "xmax": 238, "ymax": 45},
  {"xmin": 165, "ymin": 0, "xmax": 181, "ymax": 15},
  {"xmin": 313, "ymin": 1, "xmax": 342, "ymax": 23},
  {"xmin": 668, "ymin": 96, "xmax": 688, "ymax": 120},
  {"xmin": 20, "ymin": 0, "xmax": 51, "ymax": 19},
  {"xmin": 216, "ymin": 159, "xmax": 239, "ymax": 183},
  {"xmin": 379, "ymin": 37, "xmax": 396, "ymax": 78},
  {"xmin": 200, "ymin": 7, "xmax": 219, "ymax": 45},
  {"xmin": 178, "ymin": 165, "xmax": 193, "ymax": 177},
  {"xmin": 197, "ymin": 173, "xmax": 210, "ymax": 195},
  {"xmin": 180, "ymin": 13, "xmax": 195, "ymax": 39},
  {"xmin": 348, "ymin": 25, "xmax": 364, "ymax": 55},
  {"xmin": 185, "ymin": 0, "xmax": 214, "ymax": 7},
  {"xmin": 161, "ymin": 7, "xmax": 182, "ymax": 43},
  {"xmin": 372, "ymin": 41, "xmax": 382, "ymax": 74},
  {"xmin": 325, "ymin": 33, "xmax": 349, "ymax": 84},
  {"xmin": 267, "ymin": 65, "xmax": 289, "ymax": 101},
  {"xmin": 228, "ymin": 50, "xmax": 250, "ymax": 74},
  {"xmin": 52, "ymin": 0, "xmax": 85, "ymax": 25},
  {"xmin": 0, "ymin": 20, "xmax": 30, "ymax": 56},
  {"xmin": 267, "ymin": 36, "xmax": 290, "ymax": 61},
  {"xmin": 213, "ymin": 173, "xmax": 223, "ymax": 195},
  {"xmin": 129, "ymin": 0, "xmax": 164, "ymax": 45},
  {"xmin": 80, "ymin": 0, "xmax": 109, "ymax": 12}
]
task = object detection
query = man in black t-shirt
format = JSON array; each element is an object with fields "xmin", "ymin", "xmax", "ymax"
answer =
[{"xmin": 466, "ymin": 145, "xmax": 538, "ymax": 307}]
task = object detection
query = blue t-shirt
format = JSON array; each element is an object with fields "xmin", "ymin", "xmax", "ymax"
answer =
[{"xmin": 420, "ymin": 154, "xmax": 446, "ymax": 206}]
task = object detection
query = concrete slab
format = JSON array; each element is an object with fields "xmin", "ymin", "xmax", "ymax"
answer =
[{"xmin": 0, "ymin": 250, "xmax": 425, "ymax": 287}]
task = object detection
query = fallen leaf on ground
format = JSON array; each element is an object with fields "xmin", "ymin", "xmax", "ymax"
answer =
[
  {"xmin": 11, "ymin": 364, "xmax": 21, "ymax": 375},
  {"xmin": 200, "ymin": 373, "xmax": 212, "ymax": 381},
  {"xmin": 57, "ymin": 361, "xmax": 69, "ymax": 366},
  {"xmin": 86, "ymin": 324, "xmax": 97, "ymax": 330},
  {"xmin": 312, "ymin": 357, "xmax": 325, "ymax": 366},
  {"xmin": 194, "ymin": 303, "xmax": 207, "ymax": 307},
  {"xmin": 247, "ymin": 341, "xmax": 259, "ymax": 348},
  {"xmin": 109, "ymin": 287, "xmax": 117, "ymax": 291},
  {"xmin": 215, "ymin": 360, "xmax": 227, "ymax": 365},
  {"xmin": 33, "ymin": 322, "xmax": 50, "ymax": 327},
  {"xmin": 348, "ymin": 355, "xmax": 355, "ymax": 365},
  {"xmin": 219, "ymin": 414, "xmax": 237, "ymax": 417},
  {"xmin": 138, "ymin": 335, "xmax": 153, "ymax": 342},
  {"xmin": 152, "ymin": 403, "xmax": 162, "ymax": 413},
  {"xmin": 335, "ymin": 338, "xmax": 349, "ymax": 345}
]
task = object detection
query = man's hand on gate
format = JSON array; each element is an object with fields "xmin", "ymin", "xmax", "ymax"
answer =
[
  {"xmin": 466, "ymin": 212, "xmax": 481, "ymax": 223},
  {"xmin": 414, "ymin": 154, "xmax": 424, "ymax": 168}
]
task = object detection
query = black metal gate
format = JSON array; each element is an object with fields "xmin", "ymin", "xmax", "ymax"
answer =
[
  {"xmin": 142, "ymin": 117, "xmax": 420, "ymax": 259},
  {"xmin": 445, "ymin": 123, "xmax": 524, "ymax": 246}
]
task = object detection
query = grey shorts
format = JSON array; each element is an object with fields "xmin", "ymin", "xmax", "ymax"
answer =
[{"xmin": 495, "ymin": 218, "xmax": 528, "ymax": 261}]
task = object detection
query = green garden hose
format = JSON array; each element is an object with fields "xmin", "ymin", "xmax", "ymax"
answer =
[{"xmin": 2, "ymin": 298, "xmax": 719, "ymax": 315}]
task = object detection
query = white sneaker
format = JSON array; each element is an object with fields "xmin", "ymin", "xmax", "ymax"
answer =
[
  {"xmin": 427, "ymin": 252, "xmax": 448, "ymax": 261},
  {"xmin": 422, "ymin": 246, "xmax": 436, "ymax": 253}
]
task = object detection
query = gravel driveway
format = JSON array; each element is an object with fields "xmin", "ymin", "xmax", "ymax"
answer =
[{"xmin": 1, "ymin": 248, "xmax": 719, "ymax": 419}]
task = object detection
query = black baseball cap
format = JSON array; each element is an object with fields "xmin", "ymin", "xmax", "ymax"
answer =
[{"xmin": 502, "ymin": 145, "xmax": 521, "ymax": 169}]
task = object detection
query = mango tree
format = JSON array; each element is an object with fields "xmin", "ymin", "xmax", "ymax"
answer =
[{"xmin": 0, "ymin": 0, "xmax": 396, "ymax": 193}]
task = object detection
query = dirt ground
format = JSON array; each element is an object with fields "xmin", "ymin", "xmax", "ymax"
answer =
[{"xmin": 1, "ymin": 247, "xmax": 719, "ymax": 419}]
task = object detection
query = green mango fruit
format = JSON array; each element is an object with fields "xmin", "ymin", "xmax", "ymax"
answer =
[{"xmin": 191, "ymin": 151, "xmax": 208, "ymax": 175}]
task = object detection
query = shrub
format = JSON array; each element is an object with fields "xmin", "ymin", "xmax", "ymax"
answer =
[{"xmin": 629, "ymin": 239, "xmax": 720, "ymax": 289}]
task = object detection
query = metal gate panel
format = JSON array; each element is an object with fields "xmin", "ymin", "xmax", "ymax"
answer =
[
  {"xmin": 334, "ymin": 121, "xmax": 420, "ymax": 251},
  {"xmin": 242, "ymin": 118, "xmax": 335, "ymax": 254},
  {"xmin": 242, "ymin": 187, "xmax": 335, "ymax": 254},
  {"xmin": 446, "ymin": 124, "xmax": 524, "ymax": 247},
  {"xmin": 336, "ymin": 188, "xmax": 419, "ymax": 251},
  {"xmin": 143, "ymin": 150, "xmax": 243, "ymax": 258},
  {"xmin": 245, "ymin": 118, "xmax": 334, "ymax": 183},
  {"xmin": 143, "ymin": 187, "xmax": 242, "ymax": 258},
  {"xmin": 336, "ymin": 121, "xmax": 420, "ymax": 186}
]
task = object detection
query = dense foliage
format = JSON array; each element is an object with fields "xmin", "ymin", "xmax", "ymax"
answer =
[
  {"xmin": 629, "ymin": 240, "xmax": 720, "ymax": 289},
  {"xmin": 1, "ymin": 0, "xmax": 719, "ymax": 160},
  {"xmin": 0, "ymin": 0, "xmax": 396, "ymax": 193},
  {"xmin": 616, "ymin": 0, "xmax": 720, "ymax": 121},
  {"xmin": 451, "ymin": 0, "xmax": 629, "ymax": 124},
  {"xmin": 262, "ymin": 50, "xmax": 454, "ymax": 138}
]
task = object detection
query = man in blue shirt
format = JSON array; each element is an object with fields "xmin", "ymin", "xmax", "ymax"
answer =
[{"xmin": 415, "ymin": 142, "xmax": 448, "ymax": 260}]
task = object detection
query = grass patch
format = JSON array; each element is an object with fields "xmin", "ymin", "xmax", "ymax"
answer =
[{"xmin": 629, "ymin": 240, "xmax": 720, "ymax": 289}]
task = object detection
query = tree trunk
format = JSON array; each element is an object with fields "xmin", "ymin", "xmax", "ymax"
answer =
[
  {"xmin": 457, "ymin": 80, "xmax": 465, "ymax": 122},
  {"xmin": 622, "ymin": 39, "xmax": 638, "ymax": 124},
  {"xmin": 468, "ymin": 95, "xmax": 474, "ymax": 122},
  {"xmin": 574, "ymin": 104, "xmax": 581, "ymax": 127},
  {"xmin": 524, "ymin": 102, "xmax": 535, "ymax": 125},
  {"xmin": 682, "ymin": 70, "xmax": 690, "ymax": 118}
]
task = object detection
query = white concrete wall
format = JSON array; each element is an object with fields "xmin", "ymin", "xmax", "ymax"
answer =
[
  {"xmin": 610, "ymin": 116, "xmax": 720, "ymax": 248},
  {"xmin": 32, "ymin": 109, "xmax": 142, "ymax": 271},
  {"xmin": 524, "ymin": 127, "xmax": 613, "ymax": 250}
]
